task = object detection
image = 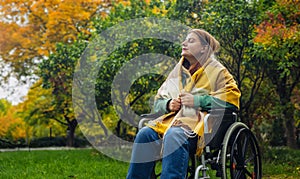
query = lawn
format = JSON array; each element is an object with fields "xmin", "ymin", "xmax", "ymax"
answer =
[
  {"xmin": 0, "ymin": 147, "xmax": 299, "ymax": 179},
  {"xmin": 0, "ymin": 148, "xmax": 128, "ymax": 179},
  {"xmin": 261, "ymin": 147, "xmax": 300, "ymax": 179}
]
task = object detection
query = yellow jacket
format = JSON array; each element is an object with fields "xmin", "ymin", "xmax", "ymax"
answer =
[{"xmin": 147, "ymin": 56, "xmax": 241, "ymax": 154}]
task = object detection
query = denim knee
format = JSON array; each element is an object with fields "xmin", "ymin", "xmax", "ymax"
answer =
[
  {"xmin": 162, "ymin": 127, "xmax": 188, "ymax": 156},
  {"xmin": 164, "ymin": 127, "xmax": 188, "ymax": 145},
  {"xmin": 134, "ymin": 127, "xmax": 160, "ymax": 143},
  {"xmin": 130, "ymin": 127, "xmax": 162, "ymax": 163}
]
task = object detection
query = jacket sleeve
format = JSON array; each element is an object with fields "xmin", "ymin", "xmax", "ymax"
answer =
[
  {"xmin": 193, "ymin": 95, "xmax": 238, "ymax": 112},
  {"xmin": 153, "ymin": 98, "xmax": 172, "ymax": 114}
]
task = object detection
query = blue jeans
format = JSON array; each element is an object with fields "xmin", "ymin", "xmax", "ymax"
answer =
[{"xmin": 126, "ymin": 126, "xmax": 198, "ymax": 179}]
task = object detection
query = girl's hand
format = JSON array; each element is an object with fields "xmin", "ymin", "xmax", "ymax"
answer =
[
  {"xmin": 179, "ymin": 92, "xmax": 194, "ymax": 107},
  {"xmin": 168, "ymin": 98, "xmax": 181, "ymax": 112}
]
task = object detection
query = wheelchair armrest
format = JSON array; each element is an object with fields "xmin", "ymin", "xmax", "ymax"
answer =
[
  {"xmin": 207, "ymin": 108, "xmax": 238, "ymax": 115},
  {"xmin": 140, "ymin": 112, "xmax": 164, "ymax": 119},
  {"xmin": 204, "ymin": 113, "xmax": 211, "ymax": 134}
]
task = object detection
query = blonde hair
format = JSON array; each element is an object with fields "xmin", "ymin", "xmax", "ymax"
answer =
[{"xmin": 189, "ymin": 29, "xmax": 220, "ymax": 53}]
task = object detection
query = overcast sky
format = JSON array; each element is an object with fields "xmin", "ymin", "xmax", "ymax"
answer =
[
  {"xmin": 0, "ymin": 76, "xmax": 31, "ymax": 105},
  {"xmin": 0, "ymin": 55, "xmax": 35, "ymax": 105}
]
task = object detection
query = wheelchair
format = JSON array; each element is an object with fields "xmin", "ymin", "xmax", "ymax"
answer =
[{"xmin": 138, "ymin": 109, "xmax": 262, "ymax": 179}]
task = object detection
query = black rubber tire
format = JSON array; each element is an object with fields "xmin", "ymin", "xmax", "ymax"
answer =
[{"xmin": 221, "ymin": 122, "xmax": 262, "ymax": 179}]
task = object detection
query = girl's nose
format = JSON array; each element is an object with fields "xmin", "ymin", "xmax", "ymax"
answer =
[{"xmin": 182, "ymin": 40, "xmax": 187, "ymax": 46}]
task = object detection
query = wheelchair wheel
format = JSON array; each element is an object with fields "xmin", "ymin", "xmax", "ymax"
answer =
[{"xmin": 221, "ymin": 122, "xmax": 262, "ymax": 179}]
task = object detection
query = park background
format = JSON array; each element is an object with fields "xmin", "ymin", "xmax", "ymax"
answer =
[{"xmin": 0, "ymin": 0, "xmax": 300, "ymax": 178}]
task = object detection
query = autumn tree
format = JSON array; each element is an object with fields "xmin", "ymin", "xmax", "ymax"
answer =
[
  {"xmin": 254, "ymin": 0, "xmax": 300, "ymax": 148},
  {"xmin": 0, "ymin": 99, "xmax": 27, "ymax": 142},
  {"xmin": 17, "ymin": 80, "xmax": 66, "ymax": 139},
  {"xmin": 40, "ymin": 41, "xmax": 89, "ymax": 146},
  {"xmin": 0, "ymin": 0, "xmax": 121, "ymax": 80},
  {"xmin": 196, "ymin": 0, "xmax": 272, "ymax": 127},
  {"xmin": 0, "ymin": 0, "xmax": 129, "ymax": 146}
]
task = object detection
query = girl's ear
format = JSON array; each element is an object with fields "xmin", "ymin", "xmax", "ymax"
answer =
[{"xmin": 200, "ymin": 45, "xmax": 208, "ymax": 54}]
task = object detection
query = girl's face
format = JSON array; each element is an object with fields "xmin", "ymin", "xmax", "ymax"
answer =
[{"xmin": 181, "ymin": 32, "xmax": 206, "ymax": 63}]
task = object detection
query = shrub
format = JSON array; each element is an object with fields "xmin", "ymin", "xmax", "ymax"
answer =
[{"xmin": 0, "ymin": 137, "xmax": 91, "ymax": 148}]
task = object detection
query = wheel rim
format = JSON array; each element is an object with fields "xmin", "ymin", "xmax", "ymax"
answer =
[
  {"xmin": 221, "ymin": 123, "xmax": 261, "ymax": 179},
  {"xmin": 229, "ymin": 128, "xmax": 260, "ymax": 179}
]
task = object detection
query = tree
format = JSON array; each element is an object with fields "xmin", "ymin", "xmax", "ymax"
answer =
[
  {"xmin": 254, "ymin": 0, "xmax": 300, "ymax": 148},
  {"xmin": 0, "ymin": 0, "xmax": 121, "ymax": 79},
  {"xmin": 40, "ymin": 41, "xmax": 88, "ymax": 146},
  {"xmin": 17, "ymin": 80, "xmax": 65, "ymax": 140},
  {"xmin": 198, "ymin": 0, "xmax": 270, "ymax": 126},
  {"xmin": 166, "ymin": 0, "xmax": 205, "ymax": 27},
  {"xmin": 79, "ymin": 0, "xmax": 183, "ymax": 139},
  {"xmin": 0, "ymin": 0, "xmax": 129, "ymax": 146},
  {"xmin": 0, "ymin": 99, "xmax": 27, "ymax": 141}
]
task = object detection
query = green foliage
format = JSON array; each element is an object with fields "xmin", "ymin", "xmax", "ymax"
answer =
[
  {"xmin": 39, "ymin": 39, "xmax": 89, "ymax": 146},
  {"xmin": 262, "ymin": 147, "xmax": 300, "ymax": 177},
  {"xmin": 38, "ymin": 0, "xmax": 189, "ymax": 143},
  {"xmin": 39, "ymin": 40, "xmax": 87, "ymax": 119},
  {"xmin": 0, "ymin": 136, "xmax": 89, "ymax": 148},
  {"xmin": 253, "ymin": 0, "xmax": 300, "ymax": 148},
  {"xmin": 40, "ymin": 41, "xmax": 87, "ymax": 90},
  {"xmin": 270, "ymin": 118, "xmax": 286, "ymax": 146},
  {"xmin": 198, "ymin": 0, "xmax": 268, "ymax": 126},
  {"xmin": 0, "ymin": 99, "xmax": 10, "ymax": 116},
  {"xmin": 29, "ymin": 0, "xmax": 300, "ymax": 149},
  {"xmin": 166, "ymin": 0, "xmax": 205, "ymax": 27},
  {"xmin": 29, "ymin": 137, "xmax": 90, "ymax": 148},
  {"xmin": 254, "ymin": 0, "xmax": 300, "ymax": 87},
  {"xmin": 74, "ymin": 0, "xmax": 191, "ymax": 136}
]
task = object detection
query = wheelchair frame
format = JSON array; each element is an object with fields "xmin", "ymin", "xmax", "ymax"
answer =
[{"xmin": 138, "ymin": 110, "xmax": 262, "ymax": 179}]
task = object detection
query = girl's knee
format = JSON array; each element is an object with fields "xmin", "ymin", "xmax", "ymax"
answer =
[
  {"xmin": 165, "ymin": 127, "xmax": 185, "ymax": 139},
  {"xmin": 135, "ymin": 127, "xmax": 159, "ymax": 143},
  {"xmin": 137, "ymin": 127, "xmax": 154, "ymax": 136}
]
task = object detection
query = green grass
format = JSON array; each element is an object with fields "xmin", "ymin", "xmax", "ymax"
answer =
[
  {"xmin": 0, "ymin": 149, "xmax": 128, "ymax": 179},
  {"xmin": 0, "ymin": 147, "xmax": 299, "ymax": 179},
  {"xmin": 261, "ymin": 147, "xmax": 300, "ymax": 178}
]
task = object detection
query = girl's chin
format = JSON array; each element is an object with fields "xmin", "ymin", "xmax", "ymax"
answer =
[
  {"xmin": 181, "ymin": 53, "xmax": 192, "ymax": 59},
  {"xmin": 181, "ymin": 52, "xmax": 188, "ymax": 57}
]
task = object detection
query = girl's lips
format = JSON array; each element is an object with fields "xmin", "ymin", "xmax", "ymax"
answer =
[{"xmin": 182, "ymin": 48, "xmax": 188, "ymax": 51}]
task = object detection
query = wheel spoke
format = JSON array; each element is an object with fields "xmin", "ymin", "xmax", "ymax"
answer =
[
  {"xmin": 245, "ymin": 168, "xmax": 254, "ymax": 178},
  {"xmin": 221, "ymin": 123, "xmax": 262, "ymax": 179},
  {"xmin": 244, "ymin": 153, "xmax": 255, "ymax": 164},
  {"xmin": 241, "ymin": 134, "xmax": 249, "ymax": 158},
  {"xmin": 234, "ymin": 169, "xmax": 245, "ymax": 179}
]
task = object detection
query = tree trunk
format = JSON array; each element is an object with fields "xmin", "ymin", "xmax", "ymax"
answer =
[
  {"xmin": 285, "ymin": 117, "xmax": 298, "ymax": 148},
  {"xmin": 275, "ymin": 73, "xmax": 298, "ymax": 149},
  {"xmin": 280, "ymin": 98, "xmax": 298, "ymax": 149},
  {"xmin": 66, "ymin": 119, "xmax": 78, "ymax": 147},
  {"xmin": 282, "ymin": 107, "xmax": 298, "ymax": 149},
  {"xmin": 116, "ymin": 119, "xmax": 122, "ymax": 137}
]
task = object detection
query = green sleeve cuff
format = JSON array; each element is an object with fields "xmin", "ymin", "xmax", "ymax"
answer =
[
  {"xmin": 194, "ymin": 95, "xmax": 211, "ymax": 109},
  {"xmin": 193, "ymin": 95, "xmax": 201, "ymax": 108},
  {"xmin": 194, "ymin": 95, "xmax": 238, "ymax": 111},
  {"xmin": 154, "ymin": 98, "xmax": 171, "ymax": 114}
]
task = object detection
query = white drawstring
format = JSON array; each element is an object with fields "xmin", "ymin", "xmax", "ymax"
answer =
[{"xmin": 181, "ymin": 127, "xmax": 198, "ymax": 138}]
